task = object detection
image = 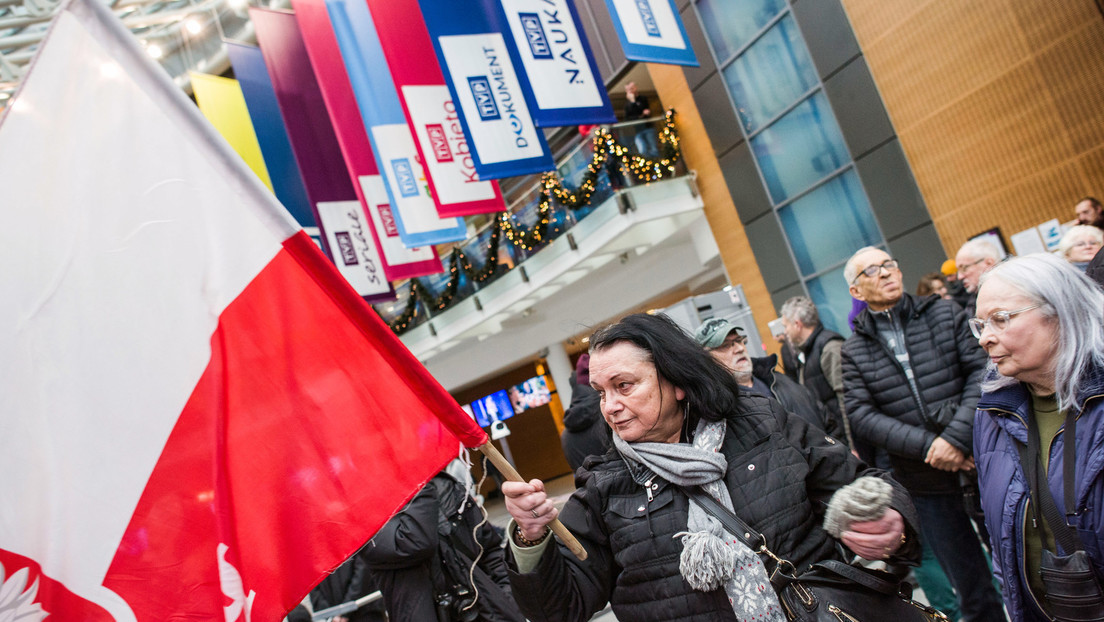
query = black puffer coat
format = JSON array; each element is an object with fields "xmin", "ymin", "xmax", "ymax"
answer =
[
  {"xmin": 508, "ymin": 395, "xmax": 920, "ymax": 622},
  {"xmin": 560, "ymin": 382, "xmax": 612, "ymax": 471},
  {"xmin": 365, "ymin": 474, "xmax": 524, "ymax": 622},
  {"xmin": 841, "ymin": 293, "xmax": 987, "ymax": 494},
  {"xmin": 750, "ymin": 354, "xmax": 843, "ymax": 439}
]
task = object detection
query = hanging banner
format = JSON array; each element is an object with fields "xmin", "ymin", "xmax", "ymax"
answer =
[
  {"xmin": 250, "ymin": 8, "xmax": 393, "ymax": 302},
  {"xmin": 326, "ymin": 0, "xmax": 469, "ymax": 248},
  {"xmin": 225, "ymin": 42, "xmax": 316, "ymax": 229},
  {"xmin": 369, "ymin": 0, "xmax": 554, "ymax": 181},
  {"xmin": 292, "ymin": 0, "xmax": 443, "ymax": 281},
  {"xmin": 189, "ymin": 72, "xmax": 275, "ymax": 193},
  {"xmin": 602, "ymin": 0, "xmax": 698, "ymax": 67},
  {"xmin": 338, "ymin": 0, "xmax": 505, "ymax": 218},
  {"xmin": 493, "ymin": 0, "xmax": 615, "ymax": 127}
]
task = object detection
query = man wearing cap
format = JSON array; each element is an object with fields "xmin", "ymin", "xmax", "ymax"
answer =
[
  {"xmin": 840, "ymin": 246, "xmax": 1004, "ymax": 622},
  {"xmin": 693, "ymin": 317, "xmax": 841, "ymax": 437}
]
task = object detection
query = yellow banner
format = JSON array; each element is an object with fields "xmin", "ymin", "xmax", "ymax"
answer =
[{"xmin": 190, "ymin": 72, "xmax": 274, "ymax": 192}]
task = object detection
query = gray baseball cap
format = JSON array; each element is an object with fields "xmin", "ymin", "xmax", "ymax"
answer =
[{"xmin": 693, "ymin": 317, "xmax": 743, "ymax": 348}]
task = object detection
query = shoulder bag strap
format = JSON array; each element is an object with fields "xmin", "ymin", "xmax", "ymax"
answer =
[
  {"xmin": 680, "ymin": 484, "xmax": 764, "ymax": 551},
  {"xmin": 680, "ymin": 485, "xmax": 902, "ymax": 595},
  {"xmin": 1014, "ymin": 410, "xmax": 1084, "ymax": 555}
]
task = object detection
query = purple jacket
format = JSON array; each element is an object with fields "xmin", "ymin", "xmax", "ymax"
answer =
[{"xmin": 974, "ymin": 366, "xmax": 1104, "ymax": 622}]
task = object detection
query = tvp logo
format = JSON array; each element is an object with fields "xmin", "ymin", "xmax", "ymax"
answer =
[
  {"xmin": 390, "ymin": 158, "xmax": 419, "ymax": 198},
  {"xmin": 467, "ymin": 76, "xmax": 501, "ymax": 121},
  {"xmin": 635, "ymin": 0, "xmax": 661, "ymax": 37},
  {"xmin": 518, "ymin": 13, "xmax": 552, "ymax": 59},
  {"xmin": 334, "ymin": 232, "xmax": 358, "ymax": 265},
  {"xmin": 425, "ymin": 124, "xmax": 454, "ymax": 163}
]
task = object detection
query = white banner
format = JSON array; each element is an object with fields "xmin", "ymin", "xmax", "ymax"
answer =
[
  {"xmin": 316, "ymin": 200, "xmax": 393, "ymax": 298},
  {"xmin": 401, "ymin": 85, "xmax": 499, "ymax": 204},
  {"xmin": 370, "ymin": 123, "xmax": 464, "ymax": 243},
  {"xmin": 356, "ymin": 174, "xmax": 436, "ymax": 263},
  {"xmin": 437, "ymin": 33, "xmax": 545, "ymax": 165},
  {"xmin": 610, "ymin": 0, "xmax": 687, "ymax": 50},
  {"xmin": 500, "ymin": 0, "xmax": 603, "ymax": 110}
]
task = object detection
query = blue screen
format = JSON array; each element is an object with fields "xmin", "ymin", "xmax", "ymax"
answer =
[{"xmin": 470, "ymin": 389, "xmax": 515, "ymax": 428}]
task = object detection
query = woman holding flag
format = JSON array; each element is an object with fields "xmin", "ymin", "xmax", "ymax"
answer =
[{"xmin": 500, "ymin": 313, "xmax": 922, "ymax": 621}]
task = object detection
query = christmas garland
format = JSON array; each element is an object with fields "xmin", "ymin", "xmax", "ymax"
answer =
[{"xmin": 384, "ymin": 109, "xmax": 683, "ymax": 334}]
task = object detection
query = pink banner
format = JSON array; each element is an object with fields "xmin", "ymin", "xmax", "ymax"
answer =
[
  {"xmin": 250, "ymin": 8, "xmax": 394, "ymax": 302},
  {"xmin": 292, "ymin": 0, "xmax": 442, "ymax": 281},
  {"xmin": 364, "ymin": 0, "xmax": 506, "ymax": 217}
]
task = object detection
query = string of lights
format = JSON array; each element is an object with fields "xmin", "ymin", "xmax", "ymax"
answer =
[{"xmin": 384, "ymin": 109, "xmax": 683, "ymax": 334}]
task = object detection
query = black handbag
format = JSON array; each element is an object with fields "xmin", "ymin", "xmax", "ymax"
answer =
[
  {"xmin": 682, "ymin": 485, "xmax": 948, "ymax": 622},
  {"xmin": 1015, "ymin": 408, "xmax": 1104, "ymax": 622}
]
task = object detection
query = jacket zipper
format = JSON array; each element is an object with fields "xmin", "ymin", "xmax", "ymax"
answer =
[
  {"xmin": 983, "ymin": 405, "xmax": 1053, "ymax": 617},
  {"xmin": 867, "ymin": 312, "xmax": 932, "ymax": 425}
]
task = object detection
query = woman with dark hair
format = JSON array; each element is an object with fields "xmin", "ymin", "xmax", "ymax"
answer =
[{"xmin": 501, "ymin": 313, "xmax": 922, "ymax": 622}]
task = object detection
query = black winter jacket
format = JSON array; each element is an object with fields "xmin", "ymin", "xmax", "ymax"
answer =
[
  {"xmin": 798, "ymin": 324, "xmax": 846, "ymax": 422},
  {"xmin": 560, "ymin": 383, "xmax": 612, "ymax": 471},
  {"xmin": 841, "ymin": 293, "xmax": 987, "ymax": 494},
  {"xmin": 750, "ymin": 354, "xmax": 843, "ymax": 439},
  {"xmin": 364, "ymin": 474, "xmax": 524, "ymax": 622},
  {"xmin": 508, "ymin": 395, "xmax": 920, "ymax": 622}
]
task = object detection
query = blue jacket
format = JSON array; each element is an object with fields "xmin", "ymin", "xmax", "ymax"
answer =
[{"xmin": 974, "ymin": 366, "xmax": 1104, "ymax": 622}]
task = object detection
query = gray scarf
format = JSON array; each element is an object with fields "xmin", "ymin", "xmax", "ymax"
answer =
[{"xmin": 612, "ymin": 419, "xmax": 785, "ymax": 621}]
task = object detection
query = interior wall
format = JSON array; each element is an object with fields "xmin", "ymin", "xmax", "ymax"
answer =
[{"xmin": 840, "ymin": 0, "xmax": 1104, "ymax": 252}]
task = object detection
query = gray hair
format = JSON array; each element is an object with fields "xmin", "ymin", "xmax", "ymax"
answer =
[
  {"xmin": 780, "ymin": 296, "xmax": 820, "ymax": 328},
  {"xmin": 1057, "ymin": 225, "xmax": 1103, "ymax": 259},
  {"xmin": 957, "ymin": 239, "xmax": 1001, "ymax": 262},
  {"xmin": 843, "ymin": 246, "xmax": 882, "ymax": 285},
  {"xmin": 978, "ymin": 253, "xmax": 1104, "ymax": 410}
]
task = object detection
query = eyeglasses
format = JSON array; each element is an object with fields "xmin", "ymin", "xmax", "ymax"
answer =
[
  {"xmin": 956, "ymin": 257, "xmax": 987, "ymax": 275},
  {"xmin": 851, "ymin": 259, "xmax": 899, "ymax": 284},
  {"xmin": 968, "ymin": 304, "xmax": 1041, "ymax": 339},
  {"xmin": 711, "ymin": 335, "xmax": 748, "ymax": 351},
  {"xmin": 1073, "ymin": 239, "xmax": 1102, "ymax": 249}
]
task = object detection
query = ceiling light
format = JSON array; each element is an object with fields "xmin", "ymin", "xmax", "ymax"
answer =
[
  {"xmin": 0, "ymin": 92, "xmax": 9, "ymax": 101},
  {"xmin": 227, "ymin": 0, "xmax": 249, "ymax": 11},
  {"xmin": 146, "ymin": 43, "xmax": 163, "ymax": 59},
  {"xmin": 184, "ymin": 18, "xmax": 202, "ymax": 34}
]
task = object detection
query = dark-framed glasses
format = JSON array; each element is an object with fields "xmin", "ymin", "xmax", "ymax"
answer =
[
  {"xmin": 968, "ymin": 304, "xmax": 1041, "ymax": 339},
  {"xmin": 711, "ymin": 335, "xmax": 748, "ymax": 351},
  {"xmin": 852, "ymin": 259, "xmax": 899, "ymax": 284}
]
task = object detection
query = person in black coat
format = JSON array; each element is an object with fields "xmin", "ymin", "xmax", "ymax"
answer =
[
  {"xmin": 363, "ymin": 471, "xmax": 524, "ymax": 622},
  {"xmin": 560, "ymin": 354, "xmax": 612, "ymax": 471},
  {"xmin": 501, "ymin": 313, "xmax": 920, "ymax": 622},
  {"xmin": 842, "ymin": 247, "xmax": 1005, "ymax": 622},
  {"xmin": 692, "ymin": 317, "xmax": 844, "ymax": 440}
]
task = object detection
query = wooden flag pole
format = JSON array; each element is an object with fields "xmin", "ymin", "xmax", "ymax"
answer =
[{"xmin": 476, "ymin": 441, "xmax": 588, "ymax": 561}]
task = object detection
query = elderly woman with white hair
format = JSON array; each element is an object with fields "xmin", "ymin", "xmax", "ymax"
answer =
[
  {"xmin": 972, "ymin": 254, "xmax": 1104, "ymax": 622},
  {"xmin": 1057, "ymin": 225, "xmax": 1103, "ymax": 272}
]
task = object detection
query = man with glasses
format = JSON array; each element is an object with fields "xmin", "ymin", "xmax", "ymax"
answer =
[
  {"xmin": 955, "ymin": 239, "xmax": 1002, "ymax": 317},
  {"xmin": 840, "ymin": 247, "xmax": 1005, "ymax": 622},
  {"xmin": 693, "ymin": 317, "xmax": 839, "ymax": 437}
]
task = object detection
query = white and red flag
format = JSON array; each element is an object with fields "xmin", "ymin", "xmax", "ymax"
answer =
[{"xmin": 0, "ymin": 0, "xmax": 488, "ymax": 620}]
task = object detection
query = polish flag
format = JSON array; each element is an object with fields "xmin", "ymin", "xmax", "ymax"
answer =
[{"xmin": 0, "ymin": 0, "xmax": 487, "ymax": 620}]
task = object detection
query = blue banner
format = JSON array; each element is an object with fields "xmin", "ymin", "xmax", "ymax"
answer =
[
  {"xmin": 325, "ymin": 0, "xmax": 467, "ymax": 248},
  {"xmin": 225, "ymin": 42, "xmax": 316, "ymax": 228},
  {"xmin": 415, "ymin": 0, "xmax": 556, "ymax": 180},
  {"xmin": 603, "ymin": 0, "xmax": 698, "ymax": 67},
  {"xmin": 492, "ymin": 0, "xmax": 615, "ymax": 127}
]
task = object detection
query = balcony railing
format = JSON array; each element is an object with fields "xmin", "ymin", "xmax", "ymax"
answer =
[{"xmin": 374, "ymin": 110, "xmax": 688, "ymax": 335}]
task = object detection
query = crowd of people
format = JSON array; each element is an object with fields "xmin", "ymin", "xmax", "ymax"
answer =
[{"xmin": 294, "ymin": 198, "xmax": 1104, "ymax": 622}]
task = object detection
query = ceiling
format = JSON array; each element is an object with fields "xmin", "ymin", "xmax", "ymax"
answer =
[{"xmin": 0, "ymin": 0, "xmax": 278, "ymax": 104}]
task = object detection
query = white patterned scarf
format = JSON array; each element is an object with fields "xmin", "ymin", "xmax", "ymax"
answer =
[{"xmin": 612, "ymin": 419, "xmax": 786, "ymax": 622}]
